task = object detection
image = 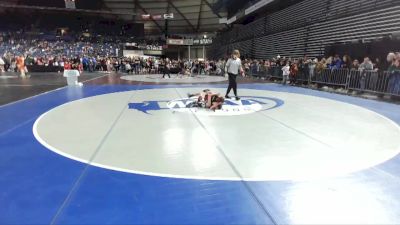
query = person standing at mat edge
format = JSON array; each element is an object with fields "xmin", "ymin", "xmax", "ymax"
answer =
[
  {"xmin": 225, "ymin": 50, "xmax": 244, "ymax": 100},
  {"xmin": 163, "ymin": 58, "xmax": 171, "ymax": 78}
]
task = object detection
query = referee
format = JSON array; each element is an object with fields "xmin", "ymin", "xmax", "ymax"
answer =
[{"xmin": 225, "ymin": 50, "xmax": 244, "ymax": 100}]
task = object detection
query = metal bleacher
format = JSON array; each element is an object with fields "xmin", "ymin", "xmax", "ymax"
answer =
[
  {"xmin": 209, "ymin": 0, "xmax": 399, "ymax": 59},
  {"xmin": 267, "ymin": 0, "xmax": 326, "ymax": 33},
  {"xmin": 306, "ymin": 5, "xmax": 400, "ymax": 57},
  {"xmin": 254, "ymin": 27, "xmax": 307, "ymax": 59}
]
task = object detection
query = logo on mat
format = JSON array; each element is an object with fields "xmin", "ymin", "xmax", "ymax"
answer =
[{"xmin": 128, "ymin": 96, "xmax": 284, "ymax": 116}]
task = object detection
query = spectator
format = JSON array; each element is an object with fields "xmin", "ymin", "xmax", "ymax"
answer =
[
  {"xmin": 316, "ymin": 58, "xmax": 327, "ymax": 74},
  {"xmin": 387, "ymin": 53, "xmax": 400, "ymax": 95},
  {"xmin": 215, "ymin": 60, "xmax": 223, "ymax": 76},
  {"xmin": 125, "ymin": 61, "xmax": 132, "ymax": 74},
  {"xmin": 4, "ymin": 54, "xmax": 11, "ymax": 72},
  {"xmin": 64, "ymin": 61, "xmax": 72, "ymax": 70},
  {"xmin": 330, "ymin": 54, "xmax": 343, "ymax": 69},
  {"xmin": 359, "ymin": 57, "xmax": 374, "ymax": 90},
  {"xmin": 289, "ymin": 60, "xmax": 298, "ymax": 85},
  {"xmin": 387, "ymin": 52, "xmax": 396, "ymax": 72},
  {"xmin": 282, "ymin": 62, "xmax": 290, "ymax": 85},
  {"xmin": 359, "ymin": 57, "xmax": 374, "ymax": 71},
  {"xmin": 373, "ymin": 58, "xmax": 383, "ymax": 71},
  {"xmin": 259, "ymin": 60, "xmax": 267, "ymax": 79},
  {"xmin": 16, "ymin": 55, "xmax": 27, "ymax": 77},
  {"xmin": 298, "ymin": 58, "xmax": 308, "ymax": 79},
  {"xmin": 163, "ymin": 58, "xmax": 171, "ymax": 78},
  {"xmin": 342, "ymin": 55, "xmax": 352, "ymax": 69},
  {"xmin": 352, "ymin": 59, "xmax": 360, "ymax": 70},
  {"xmin": 308, "ymin": 58, "xmax": 317, "ymax": 79},
  {"xmin": 326, "ymin": 56, "xmax": 333, "ymax": 68},
  {"xmin": 244, "ymin": 60, "xmax": 250, "ymax": 76},
  {"xmin": 0, "ymin": 56, "xmax": 5, "ymax": 73}
]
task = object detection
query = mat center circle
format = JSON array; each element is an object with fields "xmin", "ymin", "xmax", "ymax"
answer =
[
  {"xmin": 165, "ymin": 96, "xmax": 281, "ymax": 116},
  {"xmin": 33, "ymin": 88, "xmax": 400, "ymax": 181}
]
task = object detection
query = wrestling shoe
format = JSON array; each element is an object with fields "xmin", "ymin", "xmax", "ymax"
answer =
[
  {"xmin": 225, "ymin": 95, "xmax": 231, "ymax": 99},
  {"xmin": 235, "ymin": 96, "xmax": 241, "ymax": 101}
]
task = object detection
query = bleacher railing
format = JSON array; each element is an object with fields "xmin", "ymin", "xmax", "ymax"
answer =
[
  {"xmin": 312, "ymin": 68, "xmax": 348, "ymax": 87},
  {"xmin": 248, "ymin": 66, "xmax": 400, "ymax": 97}
]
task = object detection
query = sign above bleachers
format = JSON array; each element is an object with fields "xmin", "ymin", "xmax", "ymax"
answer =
[
  {"xmin": 193, "ymin": 38, "xmax": 213, "ymax": 45},
  {"xmin": 141, "ymin": 13, "xmax": 174, "ymax": 20},
  {"xmin": 64, "ymin": 0, "xmax": 76, "ymax": 9},
  {"xmin": 163, "ymin": 13, "xmax": 174, "ymax": 19},
  {"xmin": 245, "ymin": 0, "xmax": 274, "ymax": 15},
  {"xmin": 226, "ymin": 16, "xmax": 237, "ymax": 24},
  {"xmin": 219, "ymin": 18, "xmax": 227, "ymax": 24},
  {"xmin": 167, "ymin": 39, "xmax": 193, "ymax": 46},
  {"xmin": 167, "ymin": 38, "xmax": 212, "ymax": 46},
  {"xmin": 125, "ymin": 43, "xmax": 163, "ymax": 51}
]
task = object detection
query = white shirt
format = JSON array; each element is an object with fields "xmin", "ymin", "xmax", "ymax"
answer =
[
  {"xmin": 225, "ymin": 58, "xmax": 242, "ymax": 75},
  {"xmin": 282, "ymin": 65, "xmax": 290, "ymax": 76}
]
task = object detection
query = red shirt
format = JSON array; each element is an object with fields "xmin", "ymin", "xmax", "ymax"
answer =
[{"xmin": 64, "ymin": 63, "xmax": 71, "ymax": 70}]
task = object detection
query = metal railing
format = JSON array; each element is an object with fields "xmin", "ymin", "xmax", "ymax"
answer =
[
  {"xmin": 348, "ymin": 70, "xmax": 400, "ymax": 96},
  {"xmin": 248, "ymin": 65, "xmax": 400, "ymax": 97},
  {"xmin": 312, "ymin": 68, "xmax": 348, "ymax": 87},
  {"xmin": 296, "ymin": 67, "xmax": 310, "ymax": 83}
]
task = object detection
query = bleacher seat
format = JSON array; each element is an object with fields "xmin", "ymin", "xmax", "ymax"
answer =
[{"xmin": 210, "ymin": 0, "xmax": 398, "ymax": 59}]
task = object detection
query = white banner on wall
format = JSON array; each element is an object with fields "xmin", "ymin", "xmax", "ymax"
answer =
[
  {"xmin": 163, "ymin": 13, "xmax": 174, "ymax": 19},
  {"xmin": 64, "ymin": 0, "xmax": 76, "ymax": 9},
  {"xmin": 123, "ymin": 50, "xmax": 144, "ymax": 57},
  {"xmin": 167, "ymin": 39, "xmax": 194, "ymax": 46},
  {"xmin": 245, "ymin": 0, "xmax": 274, "ymax": 15},
  {"xmin": 226, "ymin": 16, "xmax": 237, "ymax": 24},
  {"xmin": 193, "ymin": 39, "xmax": 213, "ymax": 45},
  {"xmin": 167, "ymin": 39, "xmax": 184, "ymax": 45}
]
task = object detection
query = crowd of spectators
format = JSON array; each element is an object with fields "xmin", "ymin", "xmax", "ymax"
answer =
[
  {"xmin": 0, "ymin": 31, "xmax": 223, "ymax": 76},
  {"xmin": 241, "ymin": 52, "xmax": 400, "ymax": 95},
  {"xmin": 243, "ymin": 54, "xmax": 392, "ymax": 79},
  {"xmin": 118, "ymin": 58, "xmax": 225, "ymax": 76},
  {"xmin": 0, "ymin": 31, "xmax": 119, "ymax": 74},
  {"xmin": 1, "ymin": 30, "xmax": 399, "ymax": 96}
]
